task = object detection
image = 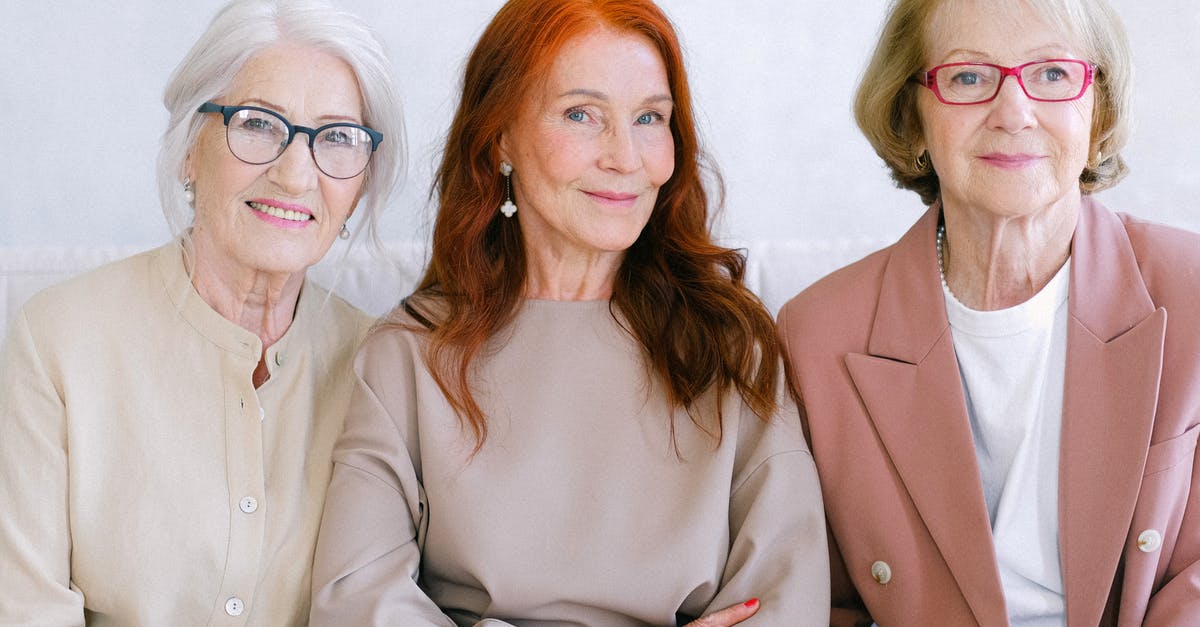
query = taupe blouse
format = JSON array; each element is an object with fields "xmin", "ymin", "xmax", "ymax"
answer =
[{"xmin": 310, "ymin": 299, "xmax": 829, "ymax": 626}]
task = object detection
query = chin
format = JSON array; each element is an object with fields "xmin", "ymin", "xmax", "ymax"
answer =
[
  {"xmin": 251, "ymin": 243, "xmax": 326, "ymax": 276},
  {"xmin": 595, "ymin": 232, "xmax": 645, "ymax": 254}
]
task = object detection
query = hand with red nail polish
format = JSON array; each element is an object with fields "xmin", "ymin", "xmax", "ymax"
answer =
[{"xmin": 684, "ymin": 598, "xmax": 760, "ymax": 626}]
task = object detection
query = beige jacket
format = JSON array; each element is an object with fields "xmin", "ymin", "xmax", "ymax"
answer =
[
  {"xmin": 0, "ymin": 241, "xmax": 374, "ymax": 626},
  {"xmin": 310, "ymin": 299, "xmax": 830, "ymax": 626}
]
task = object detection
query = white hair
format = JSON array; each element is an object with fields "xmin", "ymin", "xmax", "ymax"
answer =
[{"xmin": 157, "ymin": 0, "xmax": 405, "ymax": 249}]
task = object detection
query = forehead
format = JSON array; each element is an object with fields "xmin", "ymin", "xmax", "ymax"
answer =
[
  {"xmin": 223, "ymin": 44, "xmax": 364, "ymax": 121},
  {"xmin": 925, "ymin": 0, "xmax": 1085, "ymax": 63},
  {"xmin": 542, "ymin": 27, "xmax": 669, "ymax": 95}
]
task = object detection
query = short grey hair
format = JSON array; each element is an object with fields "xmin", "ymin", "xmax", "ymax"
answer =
[{"xmin": 157, "ymin": 0, "xmax": 404, "ymax": 245}]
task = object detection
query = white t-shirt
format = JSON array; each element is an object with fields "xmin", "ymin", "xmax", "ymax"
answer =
[{"xmin": 944, "ymin": 259, "xmax": 1071, "ymax": 627}]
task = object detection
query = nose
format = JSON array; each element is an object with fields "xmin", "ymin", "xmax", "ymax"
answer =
[
  {"xmin": 987, "ymin": 75, "xmax": 1037, "ymax": 133},
  {"xmin": 598, "ymin": 124, "xmax": 641, "ymax": 173},
  {"xmin": 267, "ymin": 133, "xmax": 320, "ymax": 194}
]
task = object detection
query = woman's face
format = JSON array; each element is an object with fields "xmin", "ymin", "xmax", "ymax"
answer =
[
  {"xmin": 499, "ymin": 27, "xmax": 675, "ymax": 263},
  {"xmin": 186, "ymin": 44, "xmax": 366, "ymax": 277},
  {"xmin": 917, "ymin": 1, "xmax": 1094, "ymax": 220}
]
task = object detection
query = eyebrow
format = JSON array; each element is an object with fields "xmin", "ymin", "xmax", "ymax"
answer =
[
  {"xmin": 937, "ymin": 45, "xmax": 1077, "ymax": 62},
  {"xmin": 557, "ymin": 88, "xmax": 673, "ymax": 107},
  {"xmin": 236, "ymin": 97, "xmax": 363, "ymax": 125}
]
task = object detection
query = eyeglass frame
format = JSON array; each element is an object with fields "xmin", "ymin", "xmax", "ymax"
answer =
[
  {"xmin": 197, "ymin": 101, "xmax": 383, "ymax": 179},
  {"xmin": 914, "ymin": 59, "xmax": 1096, "ymax": 106}
]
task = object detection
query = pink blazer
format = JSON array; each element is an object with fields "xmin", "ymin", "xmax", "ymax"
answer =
[{"xmin": 778, "ymin": 198, "xmax": 1200, "ymax": 627}]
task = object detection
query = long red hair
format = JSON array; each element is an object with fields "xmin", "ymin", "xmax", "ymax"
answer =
[{"xmin": 402, "ymin": 0, "xmax": 781, "ymax": 451}]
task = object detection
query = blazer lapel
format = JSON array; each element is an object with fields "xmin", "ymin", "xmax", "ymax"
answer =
[
  {"xmin": 1059, "ymin": 198, "xmax": 1165, "ymax": 626},
  {"xmin": 846, "ymin": 206, "xmax": 1007, "ymax": 625}
]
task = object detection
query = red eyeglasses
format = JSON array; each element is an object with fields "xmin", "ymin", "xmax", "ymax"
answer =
[{"xmin": 916, "ymin": 59, "xmax": 1095, "ymax": 105}]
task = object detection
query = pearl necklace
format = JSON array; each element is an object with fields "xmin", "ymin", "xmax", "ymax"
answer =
[{"xmin": 936, "ymin": 222, "xmax": 948, "ymax": 289}]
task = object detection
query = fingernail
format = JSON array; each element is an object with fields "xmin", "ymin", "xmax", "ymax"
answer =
[{"xmin": 743, "ymin": 598, "xmax": 759, "ymax": 609}]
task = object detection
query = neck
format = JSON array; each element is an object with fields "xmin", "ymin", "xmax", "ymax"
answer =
[
  {"xmin": 185, "ymin": 238, "xmax": 304, "ymax": 350},
  {"xmin": 940, "ymin": 197, "xmax": 1078, "ymax": 311},
  {"xmin": 523, "ymin": 246, "xmax": 623, "ymax": 301}
]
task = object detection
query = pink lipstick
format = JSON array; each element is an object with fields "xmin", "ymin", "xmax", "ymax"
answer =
[{"xmin": 246, "ymin": 199, "xmax": 314, "ymax": 229}]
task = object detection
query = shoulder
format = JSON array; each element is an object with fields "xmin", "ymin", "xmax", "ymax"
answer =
[
  {"xmin": 390, "ymin": 290, "xmax": 448, "ymax": 330},
  {"xmin": 355, "ymin": 309, "xmax": 429, "ymax": 378},
  {"xmin": 1119, "ymin": 213, "xmax": 1200, "ymax": 282},
  {"xmin": 300, "ymin": 280, "xmax": 376, "ymax": 342},
  {"xmin": 777, "ymin": 245, "xmax": 892, "ymax": 341},
  {"xmin": 17, "ymin": 246, "xmax": 164, "ymax": 333},
  {"xmin": 1116, "ymin": 212, "xmax": 1200, "ymax": 305}
]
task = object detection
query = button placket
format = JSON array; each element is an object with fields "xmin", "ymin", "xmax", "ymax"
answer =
[{"xmin": 221, "ymin": 378, "xmax": 268, "ymax": 624}]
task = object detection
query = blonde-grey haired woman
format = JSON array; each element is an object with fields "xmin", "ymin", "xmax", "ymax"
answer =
[
  {"xmin": 0, "ymin": 0, "xmax": 403, "ymax": 623},
  {"xmin": 778, "ymin": 0, "xmax": 1200, "ymax": 625}
]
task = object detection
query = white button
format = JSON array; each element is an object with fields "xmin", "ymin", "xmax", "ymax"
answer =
[
  {"xmin": 1137, "ymin": 529, "xmax": 1163, "ymax": 553},
  {"xmin": 239, "ymin": 496, "xmax": 258, "ymax": 514},
  {"xmin": 225, "ymin": 597, "xmax": 244, "ymax": 616},
  {"xmin": 871, "ymin": 560, "xmax": 892, "ymax": 585},
  {"xmin": 259, "ymin": 406, "xmax": 265, "ymax": 421}
]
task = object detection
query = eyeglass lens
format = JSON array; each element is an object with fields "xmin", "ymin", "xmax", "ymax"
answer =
[
  {"xmin": 935, "ymin": 60, "xmax": 1089, "ymax": 104},
  {"xmin": 225, "ymin": 108, "xmax": 374, "ymax": 179}
]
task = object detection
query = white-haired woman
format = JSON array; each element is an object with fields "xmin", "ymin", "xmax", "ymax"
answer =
[{"xmin": 0, "ymin": 0, "xmax": 403, "ymax": 623}]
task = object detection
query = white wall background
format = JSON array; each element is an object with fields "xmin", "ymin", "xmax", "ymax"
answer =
[{"xmin": 1, "ymin": 1, "xmax": 1197, "ymax": 310}]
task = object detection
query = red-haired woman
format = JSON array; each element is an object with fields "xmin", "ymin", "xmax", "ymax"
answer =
[{"xmin": 309, "ymin": 1, "xmax": 828, "ymax": 624}]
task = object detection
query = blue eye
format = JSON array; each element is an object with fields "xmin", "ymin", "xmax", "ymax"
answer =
[
  {"xmin": 636, "ymin": 112, "xmax": 659, "ymax": 125},
  {"xmin": 567, "ymin": 109, "xmax": 587, "ymax": 122},
  {"xmin": 238, "ymin": 114, "xmax": 280, "ymax": 134},
  {"xmin": 951, "ymin": 71, "xmax": 981, "ymax": 86},
  {"xmin": 1042, "ymin": 67, "xmax": 1067, "ymax": 82}
]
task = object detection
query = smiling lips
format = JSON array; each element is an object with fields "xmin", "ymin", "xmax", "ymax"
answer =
[
  {"xmin": 247, "ymin": 200, "xmax": 313, "ymax": 228},
  {"xmin": 584, "ymin": 190, "xmax": 639, "ymax": 208},
  {"xmin": 978, "ymin": 152, "xmax": 1044, "ymax": 170}
]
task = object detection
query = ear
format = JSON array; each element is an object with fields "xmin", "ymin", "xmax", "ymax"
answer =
[{"xmin": 497, "ymin": 129, "xmax": 513, "ymax": 166}]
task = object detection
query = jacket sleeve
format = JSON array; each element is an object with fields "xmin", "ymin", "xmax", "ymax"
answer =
[
  {"xmin": 0, "ymin": 308, "xmax": 85, "ymax": 625},
  {"xmin": 826, "ymin": 524, "xmax": 876, "ymax": 627},
  {"xmin": 308, "ymin": 332, "xmax": 457, "ymax": 627},
  {"xmin": 697, "ymin": 375, "xmax": 831, "ymax": 625},
  {"xmin": 1142, "ymin": 428, "xmax": 1200, "ymax": 625},
  {"xmin": 777, "ymin": 307, "xmax": 873, "ymax": 627}
]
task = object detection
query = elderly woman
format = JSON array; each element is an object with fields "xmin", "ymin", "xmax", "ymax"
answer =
[
  {"xmin": 308, "ymin": 0, "xmax": 828, "ymax": 625},
  {"xmin": 0, "ymin": 0, "xmax": 402, "ymax": 623},
  {"xmin": 778, "ymin": 0, "xmax": 1200, "ymax": 625}
]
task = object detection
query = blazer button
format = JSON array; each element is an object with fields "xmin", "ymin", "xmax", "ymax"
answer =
[
  {"xmin": 1137, "ymin": 529, "xmax": 1163, "ymax": 553},
  {"xmin": 871, "ymin": 560, "xmax": 892, "ymax": 585}
]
